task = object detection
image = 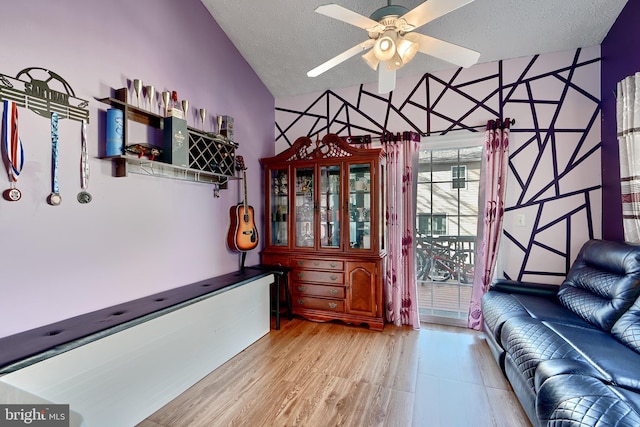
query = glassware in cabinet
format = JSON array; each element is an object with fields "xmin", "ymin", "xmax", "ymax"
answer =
[
  {"xmin": 294, "ymin": 167, "xmax": 315, "ymax": 248},
  {"xmin": 320, "ymin": 165, "xmax": 341, "ymax": 249},
  {"xmin": 348, "ymin": 163, "xmax": 372, "ymax": 250},
  {"xmin": 269, "ymin": 168, "xmax": 289, "ymax": 246}
]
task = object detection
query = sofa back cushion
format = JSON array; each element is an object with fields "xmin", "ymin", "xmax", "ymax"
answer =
[
  {"xmin": 557, "ymin": 239, "xmax": 640, "ymax": 331},
  {"xmin": 612, "ymin": 296, "xmax": 640, "ymax": 353}
]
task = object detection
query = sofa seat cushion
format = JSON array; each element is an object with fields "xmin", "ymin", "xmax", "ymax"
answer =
[
  {"xmin": 536, "ymin": 374, "xmax": 640, "ymax": 427},
  {"xmin": 482, "ymin": 290, "xmax": 593, "ymax": 342},
  {"xmin": 546, "ymin": 321, "xmax": 640, "ymax": 391},
  {"xmin": 510, "ymin": 293, "xmax": 594, "ymax": 328},
  {"xmin": 500, "ymin": 316, "xmax": 588, "ymax": 391},
  {"xmin": 557, "ymin": 239, "xmax": 640, "ymax": 331}
]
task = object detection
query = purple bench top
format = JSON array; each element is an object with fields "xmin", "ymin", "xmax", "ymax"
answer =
[{"xmin": 0, "ymin": 268, "xmax": 272, "ymax": 374}]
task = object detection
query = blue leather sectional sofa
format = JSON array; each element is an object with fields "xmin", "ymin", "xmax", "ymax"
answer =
[{"xmin": 482, "ymin": 239, "xmax": 640, "ymax": 426}]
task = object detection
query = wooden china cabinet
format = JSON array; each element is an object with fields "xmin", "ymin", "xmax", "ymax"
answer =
[{"xmin": 260, "ymin": 134, "xmax": 386, "ymax": 331}]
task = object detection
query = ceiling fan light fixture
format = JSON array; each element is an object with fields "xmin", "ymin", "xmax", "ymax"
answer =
[
  {"xmin": 385, "ymin": 52, "xmax": 404, "ymax": 71},
  {"xmin": 362, "ymin": 49, "xmax": 380, "ymax": 70},
  {"xmin": 373, "ymin": 30, "xmax": 397, "ymax": 62},
  {"xmin": 396, "ymin": 36, "xmax": 418, "ymax": 65}
]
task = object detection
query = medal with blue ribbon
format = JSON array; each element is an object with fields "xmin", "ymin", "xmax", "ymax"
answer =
[
  {"xmin": 2, "ymin": 100, "xmax": 24, "ymax": 201},
  {"xmin": 48, "ymin": 112, "xmax": 62, "ymax": 206}
]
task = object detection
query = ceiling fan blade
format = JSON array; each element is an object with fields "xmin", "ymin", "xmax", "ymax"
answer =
[
  {"xmin": 307, "ymin": 39, "xmax": 375, "ymax": 77},
  {"xmin": 315, "ymin": 4, "xmax": 383, "ymax": 31},
  {"xmin": 409, "ymin": 33, "xmax": 480, "ymax": 68},
  {"xmin": 378, "ymin": 65, "xmax": 396, "ymax": 94},
  {"xmin": 400, "ymin": 0, "xmax": 475, "ymax": 31}
]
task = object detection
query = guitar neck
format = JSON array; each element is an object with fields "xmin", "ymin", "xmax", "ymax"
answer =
[{"xmin": 242, "ymin": 168, "xmax": 248, "ymax": 209}]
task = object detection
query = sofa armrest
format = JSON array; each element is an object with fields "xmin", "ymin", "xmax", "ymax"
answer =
[
  {"xmin": 534, "ymin": 358, "xmax": 610, "ymax": 393},
  {"xmin": 537, "ymin": 374, "xmax": 640, "ymax": 427},
  {"xmin": 491, "ymin": 279, "xmax": 559, "ymax": 298}
]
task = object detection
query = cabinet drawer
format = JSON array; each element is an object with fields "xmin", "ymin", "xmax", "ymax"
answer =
[
  {"xmin": 261, "ymin": 254, "xmax": 288, "ymax": 267},
  {"xmin": 294, "ymin": 259, "xmax": 343, "ymax": 270},
  {"xmin": 293, "ymin": 283, "xmax": 345, "ymax": 299},
  {"xmin": 293, "ymin": 296, "xmax": 345, "ymax": 313},
  {"xmin": 294, "ymin": 270, "xmax": 344, "ymax": 284}
]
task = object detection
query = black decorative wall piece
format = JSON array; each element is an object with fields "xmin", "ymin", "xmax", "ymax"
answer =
[{"xmin": 276, "ymin": 48, "xmax": 602, "ymax": 283}]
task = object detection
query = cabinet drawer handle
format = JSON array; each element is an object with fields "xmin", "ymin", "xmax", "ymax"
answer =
[
  {"xmin": 297, "ymin": 299, "xmax": 304, "ymax": 305},
  {"xmin": 330, "ymin": 275, "xmax": 337, "ymax": 281},
  {"xmin": 297, "ymin": 260, "xmax": 304, "ymax": 266},
  {"xmin": 330, "ymin": 262, "xmax": 337, "ymax": 268},
  {"xmin": 314, "ymin": 261, "xmax": 320, "ymax": 266},
  {"xmin": 328, "ymin": 302, "xmax": 337, "ymax": 309},
  {"xmin": 297, "ymin": 285, "xmax": 306, "ymax": 292},
  {"xmin": 329, "ymin": 289, "xmax": 338, "ymax": 295},
  {"xmin": 297, "ymin": 272, "xmax": 304, "ymax": 279}
]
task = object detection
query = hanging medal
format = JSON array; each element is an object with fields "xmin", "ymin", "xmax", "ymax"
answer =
[
  {"xmin": 2, "ymin": 101, "xmax": 24, "ymax": 201},
  {"xmin": 77, "ymin": 120, "xmax": 92, "ymax": 203},
  {"xmin": 48, "ymin": 112, "xmax": 62, "ymax": 206}
]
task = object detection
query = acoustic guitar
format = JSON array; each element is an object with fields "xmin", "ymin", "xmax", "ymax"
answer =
[{"xmin": 227, "ymin": 156, "xmax": 259, "ymax": 252}]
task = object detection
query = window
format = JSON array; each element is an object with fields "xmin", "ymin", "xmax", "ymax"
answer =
[
  {"xmin": 417, "ymin": 213, "xmax": 447, "ymax": 236},
  {"xmin": 451, "ymin": 165, "xmax": 467, "ymax": 189}
]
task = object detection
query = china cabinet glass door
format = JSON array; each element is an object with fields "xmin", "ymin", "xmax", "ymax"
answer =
[
  {"xmin": 269, "ymin": 168, "xmax": 289, "ymax": 246},
  {"xmin": 349, "ymin": 163, "xmax": 372, "ymax": 249},
  {"xmin": 295, "ymin": 167, "xmax": 315, "ymax": 248},
  {"xmin": 320, "ymin": 165, "xmax": 341, "ymax": 249}
]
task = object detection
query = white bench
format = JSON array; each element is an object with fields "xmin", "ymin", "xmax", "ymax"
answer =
[{"xmin": 0, "ymin": 270, "xmax": 273, "ymax": 427}]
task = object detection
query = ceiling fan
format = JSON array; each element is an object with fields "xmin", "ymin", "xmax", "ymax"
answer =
[{"xmin": 307, "ymin": 0, "xmax": 481, "ymax": 94}]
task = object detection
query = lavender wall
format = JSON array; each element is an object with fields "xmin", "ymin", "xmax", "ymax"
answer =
[
  {"xmin": 0, "ymin": 0, "xmax": 274, "ymax": 338},
  {"xmin": 600, "ymin": 0, "xmax": 640, "ymax": 241},
  {"xmin": 276, "ymin": 47, "xmax": 602, "ymax": 284}
]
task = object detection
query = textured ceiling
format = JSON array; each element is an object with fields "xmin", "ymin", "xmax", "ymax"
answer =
[{"xmin": 200, "ymin": 0, "xmax": 627, "ymax": 99}]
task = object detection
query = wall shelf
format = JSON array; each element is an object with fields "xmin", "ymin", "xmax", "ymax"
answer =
[
  {"xmin": 100, "ymin": 155, "xmax": 237, "ymax": 185},
  {"xmin": 97, "ymin": 88, "xmax": 237, "ymax": 188}
]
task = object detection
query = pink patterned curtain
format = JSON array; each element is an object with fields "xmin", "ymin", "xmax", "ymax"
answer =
[
  {"xmin": 468, "ymin": 119, "xmax": 510, "ymax": 330},
  {"xmin": 383, "ymin": 131, "xmax": 420, "ymax": 328}
]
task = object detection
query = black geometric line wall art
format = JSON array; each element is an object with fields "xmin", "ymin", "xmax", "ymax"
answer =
[{"xmin": 275, "ymin": 46, "xmax": 603, "ymax": 284}]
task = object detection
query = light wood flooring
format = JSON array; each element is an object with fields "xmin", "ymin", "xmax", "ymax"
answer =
[{"xmin": 138, "ymin": 318, "xmax": 531, "ymax": 427}]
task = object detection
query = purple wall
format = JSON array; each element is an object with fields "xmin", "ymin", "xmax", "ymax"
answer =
[
  {"xmin": 0, "ymin": 0, "xmax": 274, "ymax": 338},
  {"xmin": 601, "ymin": 0, "xmax": 640, "ymax": 241}
]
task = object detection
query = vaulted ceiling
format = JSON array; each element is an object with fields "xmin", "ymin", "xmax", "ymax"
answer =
[{"xmin": 200, "ymin": 0, "xmax": 628, "ymax": 98}]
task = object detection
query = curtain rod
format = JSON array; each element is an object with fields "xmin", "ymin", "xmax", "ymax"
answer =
[
  {"xmin": 345, "ymin": 118, "xmax": 516, "ymax": 144},
  {"xmin": 429, "ymin": 118, "xmax": 516, "ymax": 134}
]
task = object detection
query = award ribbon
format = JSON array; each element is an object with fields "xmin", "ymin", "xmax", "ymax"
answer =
[
  {"xmin": 2, "ymin": 100, "xmax": 24, "ymax": 201},
  {"xmin": 77, "ymin": 120, "xmax": 92, "ymax": 203},
  {"xmin": 48, "ymin": 112, "xmax": 62, "ymax": 206}
]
